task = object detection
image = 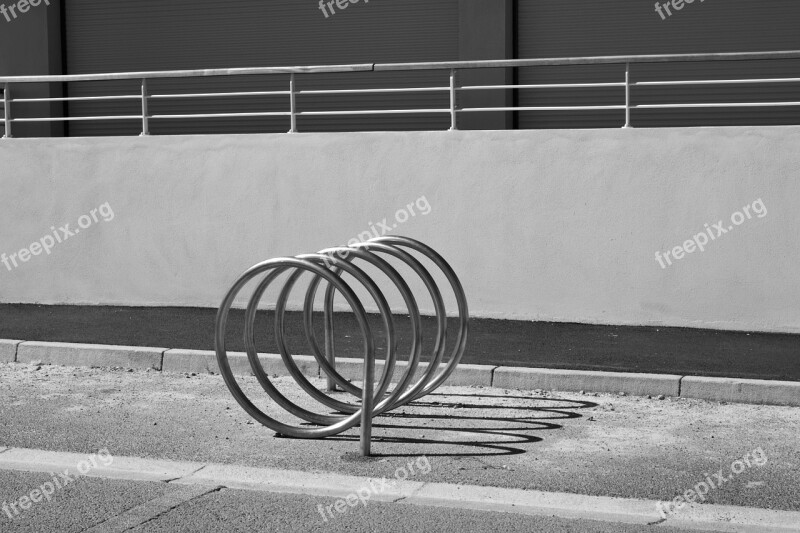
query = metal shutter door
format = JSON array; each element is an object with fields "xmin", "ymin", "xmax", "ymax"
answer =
[
  {"xmin": 64, "ymin": 0, "xmax": 459, "ymax": 136},
  {"xmin": 516, "ymin": 0, "xmax": 800, "ymax": 129}
]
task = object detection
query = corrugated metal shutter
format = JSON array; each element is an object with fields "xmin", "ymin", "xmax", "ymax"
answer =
[
  {"xmin": 516, "ymin": 0, "xmax": 800, "ymax": 129},
  {"xmin": 64, "ymin": 0, "xmax": 459, "ymax": 136}
]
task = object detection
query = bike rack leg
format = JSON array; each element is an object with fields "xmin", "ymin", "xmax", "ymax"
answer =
[
  {"xmin": 324, "ymin": 287, "xmax": 337, "ymax": 391},
  {"xmin": 360, "ymin": 342, "xmax": 375, "ymax": 456}
]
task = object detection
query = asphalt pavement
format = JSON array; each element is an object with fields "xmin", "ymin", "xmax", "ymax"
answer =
[
  {"xmin": 1, "ymin": 361, "xmax": 799, "ymax": 532},
  {"xmin": 1, "ymin": 470, "xmax": 711, "ymax": 533}
]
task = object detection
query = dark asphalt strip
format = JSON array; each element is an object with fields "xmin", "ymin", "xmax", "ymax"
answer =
[{"xmin": 1, "ymin": 304, "xmax": 798, "ymax": 381}]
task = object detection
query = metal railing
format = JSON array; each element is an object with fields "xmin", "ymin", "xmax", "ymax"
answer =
[{"xmin": 1, "ymin": 50, "xmax": 800, "ymax": 137}]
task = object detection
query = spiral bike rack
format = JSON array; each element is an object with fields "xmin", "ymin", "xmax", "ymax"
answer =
[{"xmin": 214, "ymin": 236, "xmax": 468, "ymax": 456}]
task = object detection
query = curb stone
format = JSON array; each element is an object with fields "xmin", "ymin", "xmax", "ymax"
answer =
[
  {"xmin": 162, "ymin": 349, "xmax": 319, "ymax": 378},
  {"xmin": 16, "ymin": 341, "xmax": 164, "ymax": 370},
  {"xmin": 328, "ymin": 357, "xmax": 495, "ymax": 387},
  {"xmin": 680, "ymin": 376, "xmax": 800, "ymax": 406},
  {"xmin": 493, "ymin": 367, "xmax": 682, "ymax": 397},
  {"xmin": 2, "ymin": 340, "xmax": 798, "ymax": 406},
  {"xmin": 0, "ymin": 339, "xmax": 21, "ymax": 363}
]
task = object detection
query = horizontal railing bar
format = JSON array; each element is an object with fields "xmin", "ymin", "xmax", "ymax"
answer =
[
  {"xmin": 297, "ymin": 109, "xmax": 450, "ymax": 116},
  {"xmin": 633, "ymin": 77, "xmax": 800, "ymax": 86},
  {"xmin": 151, "ymin": 112, "xmax": 291, "ymax": 119},
  {"xmin": 2, "ymin": 51, "xmax": 799, "ymax": 84},
  {"xmin": 296, "ymin": 87, "xmax": 449, "ymax": 95},
  {"xmin": 462, "ymin": 105, "xmax": 626, "ymax": 112},
  {"xmin": 13, "ymin": 115, "xmax": 142, "ymax": 122},
  {"xmin": 634, "ymin": 101, "xmax": 800, "ymax": 109},
  {"xmin": 12, "ymin": 95, "xmax": 140, "ymax": 103},
  {"xmin": 460, "ymin": 82, "xmax": 626, "ymax": 90},
  {"xmin": 374, "ymin": 51, "xmax": 800, "ymax": 72},
  {"xmin": 150, "ymin": 91, "xmax": 290, "ymax": 99},
  {"xmin": 0, "ymin": 64, "xmax": 375, "ymax": 83}
]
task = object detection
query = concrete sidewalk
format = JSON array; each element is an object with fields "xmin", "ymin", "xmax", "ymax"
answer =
[
  {"xmin": 3, "ymin": 339, "xmax": 799, "ymax": 406},
  {"xmin": 1, "ymin": 362, "xmax": 798, "ymax": 515}
]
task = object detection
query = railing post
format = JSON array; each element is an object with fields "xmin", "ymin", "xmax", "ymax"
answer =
[
  {"xmin": 449, "ymin": 69, "xmax": 458, "ymax": 131},
  {"xmin": 140, "ymin": 78, "xmax": 150, "ymax": 136},
  {"xmin": 288, "ymin": 73, "xmax": 298, "ymax": 133},
  {"xmin": 3, "ymin": 83, "xmax": 11, "ymax": 138},
  {"xmin": 623, "ymin": 62, "xmax": 631, "ymax": 129}
]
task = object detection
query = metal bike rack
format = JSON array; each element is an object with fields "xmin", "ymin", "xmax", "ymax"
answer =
[{"xmin": 214, "ymin": 236, "xmax": 468, "ymax": 456}]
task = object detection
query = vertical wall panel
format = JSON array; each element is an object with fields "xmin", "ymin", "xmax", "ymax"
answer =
[{"xmin": 516, "ymin": 0, "xmax": 800, "ymax": 128}]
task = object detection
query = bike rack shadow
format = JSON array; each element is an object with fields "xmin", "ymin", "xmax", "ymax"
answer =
[{"xmin": 292, "ymin": 393, "xmax": 598, "ymax": 458}]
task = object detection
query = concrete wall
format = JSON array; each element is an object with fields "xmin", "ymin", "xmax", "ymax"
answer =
[{"xmin": 0, "ymin": 127, "xmax": 797, "ymax": 333}]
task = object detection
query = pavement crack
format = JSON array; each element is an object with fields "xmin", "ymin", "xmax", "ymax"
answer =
[{"xmin": 646, "ymin": 518, "xmax": 667, "ymax": 526}]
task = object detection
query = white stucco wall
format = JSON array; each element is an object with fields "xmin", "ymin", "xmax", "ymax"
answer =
[{"xmin": 0, "ymin": 127, "xmax": 797, "ymax": 333}]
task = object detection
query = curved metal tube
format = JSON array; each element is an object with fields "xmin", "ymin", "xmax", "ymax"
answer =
[{"xmin": 214, "ymin": 236, "xmax": 469, "ymax": 456}]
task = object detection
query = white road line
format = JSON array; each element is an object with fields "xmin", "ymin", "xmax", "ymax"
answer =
[
  {"xmin": 0, "ymin": 448, "xmax": 204, "ymax": 482},
  {"xmin": 1, "ymin": 447, "xmax": 798, "ymax": 532}
]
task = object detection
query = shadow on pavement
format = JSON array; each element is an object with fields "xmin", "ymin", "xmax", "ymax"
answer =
[{"xmin": 298, "ymin": 394, "xmax": 598, "ymax": 458}]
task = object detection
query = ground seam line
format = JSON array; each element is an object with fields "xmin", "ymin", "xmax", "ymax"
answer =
[
  {"xmin": 167, "ymin": 464, "xmax": 209, "ymax": 484},
  {"xmin": 119, "ymin": 485, "xmax": 224, "ymax": 533},
  {"xmin": 79, "ymin": 484, "xmax": 223, "ymax": 533}
]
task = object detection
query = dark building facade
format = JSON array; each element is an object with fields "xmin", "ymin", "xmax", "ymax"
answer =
[{"xmin": 2, "ymin": 0, "xmax": 799, "ymax": 136}]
